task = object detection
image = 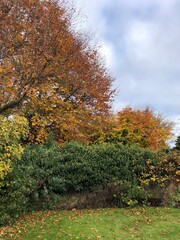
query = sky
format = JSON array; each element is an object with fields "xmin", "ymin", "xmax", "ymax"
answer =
[{"xmin": 73, "ymin": 0, "xmax": 180, "ymax": 139}]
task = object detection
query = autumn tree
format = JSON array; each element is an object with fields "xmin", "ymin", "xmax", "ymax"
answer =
[
  {"xmin": 0, "ymin": 115, "xmax": 29, "ymax": 188},
  {"xmin": 96, "ymin": 107, "xmax": 173, "ymax": 151},
  {"xmin": 0, "ymin": 0, "xmax": 114, "ymax": 143}
]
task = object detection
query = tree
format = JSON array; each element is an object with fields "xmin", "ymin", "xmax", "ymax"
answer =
[
  {"xmin": 96, "ymin": 107, "xmax": 173, "ymax": 151},
  {"xmin": 174, "ymin": 135, "xmax": 180, "ymax": 150},
  {"xmin": 0, "ymin": 0, "xmax": 114, "ymax": 143}
]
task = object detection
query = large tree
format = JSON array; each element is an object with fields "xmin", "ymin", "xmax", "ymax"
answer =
[{"xmin": 0, "ymin": 0, "xmax": 114, "ymax": 143}]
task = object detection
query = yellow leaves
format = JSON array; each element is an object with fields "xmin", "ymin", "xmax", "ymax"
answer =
[
  {"xmin": 0, "ymin": 160, "xmax": 11, "ymax": 180},
  {"xmin": 139, "ymin": 179, "xmax": 150, "ymax": 185},
  {"xmin": 29, "ymin": 114, "xmax": 48, "ymax": 144},
  {"xmin": 0, "ymin": 115, "xmax": 29, "ymax": 187},
  {"xmin": 31, "ymin": 115, "xmax": 44, "ymax": 127},
  {"xmin": 0, "ymin": 115, "xmax": 29, "ymax": 143},
  {"xmin": 150, "ymin": 176, "xmax": 157, "ymax": 182}
]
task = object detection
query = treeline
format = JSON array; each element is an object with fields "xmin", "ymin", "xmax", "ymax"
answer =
[{"xmin": 0, "ymin": 0, "xmax": 172, "ymax": 149}]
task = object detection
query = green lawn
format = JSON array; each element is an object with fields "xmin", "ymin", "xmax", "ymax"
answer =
[{"xmin": 0, "ymin": 207, "xmax": 179, "ymax": 240}]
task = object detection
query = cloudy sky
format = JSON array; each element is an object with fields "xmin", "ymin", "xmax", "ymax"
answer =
[{"xmin": 73, "ymin": 0, "xmax": 180, "ymax": 136}]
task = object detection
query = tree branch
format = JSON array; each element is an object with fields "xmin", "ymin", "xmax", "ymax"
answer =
[{"xmin": 0, "ymin": 92, "xmax": 26, "ymax": 114}]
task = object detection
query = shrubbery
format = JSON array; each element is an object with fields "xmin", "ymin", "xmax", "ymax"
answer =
[
  {"xmin": 0, "ymin": 141, "xmax": 178, "ymax": 226},
  {"xmin": 0, "ymin": 115, "xmax": 29, "ymax": 188}
]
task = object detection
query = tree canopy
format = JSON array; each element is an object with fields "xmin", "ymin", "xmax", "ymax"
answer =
[
  {"xmin": 96, "ymin": 107, "xmax": 173, "ymax": 151},
  {"xmin": 0, "ymin": 0, "xmax": 114, "ymax": 143}
]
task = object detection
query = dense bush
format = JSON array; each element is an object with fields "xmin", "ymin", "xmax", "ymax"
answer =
[
  {"xmin": 57, "ymin": 142, "xmax": 157, "ymax": 193},
  {"xmin": 0, "ymin": 141, "xmax": 178, "ymax": 226},
  {"xmin": 0, "ymin": 140, "xmax": 61, "ymax": 225}
]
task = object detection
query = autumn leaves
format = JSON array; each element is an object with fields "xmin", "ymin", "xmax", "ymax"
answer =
[{"xmin": 0, "ymin": 0, "xmax": 114, "ymax": 144}]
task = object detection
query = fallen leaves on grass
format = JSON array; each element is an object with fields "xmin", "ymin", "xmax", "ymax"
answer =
[{"xmin": 0, "ymin": 208, "xmax": 179, "ymax": 240}]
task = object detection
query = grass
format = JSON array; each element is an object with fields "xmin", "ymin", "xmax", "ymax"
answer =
[{"xmin": 0, "ymin": 207, "xmax": 179, "ymax": 240}]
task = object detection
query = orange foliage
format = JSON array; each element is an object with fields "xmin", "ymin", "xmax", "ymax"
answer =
[
  {"xmin": 97, "ymin": 107, "xmax": 173, "ymax": 151},
  {"xmin": 0, "ymin": 0, "xmax": 114, "ymax": 143}
]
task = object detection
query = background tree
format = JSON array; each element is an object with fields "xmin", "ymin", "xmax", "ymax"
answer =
[
  {"xmin": 0, "ymin": 0, "xmax": 114, "ymax": 143},
  {"xmin": 96, "ymin": 107, "xmax": 173, "ymax": 151},
  {"xmin": 174, "ymin": 135, "xmax": 180, "ymax": 150}
]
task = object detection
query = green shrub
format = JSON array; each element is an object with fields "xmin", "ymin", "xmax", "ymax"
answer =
[
  {"xmin": 1, "ymin": 141, "xmax": 177, "ymax": 226},
  {"xmin": 0, "ymin": 140, "xmax": 61, "ymax": 225}
]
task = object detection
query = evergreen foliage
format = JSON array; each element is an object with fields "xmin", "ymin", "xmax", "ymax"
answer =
[
  {"xmin": 0, "ymin": 141, "xmax": 178, "ymax": 226},
  {"xmin": 174, "ymin": 135, "xmax": 180, "ymax": 150}
]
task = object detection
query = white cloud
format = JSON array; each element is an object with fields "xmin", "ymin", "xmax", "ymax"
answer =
[
  {"xmin": 125, "ymin": 21, "xmax": 157, "ymax": 62},
  {"xmin": 73, "ymin": 0, "xmax": 180, "ymax": 125},
  {"xmin": 99, "ymin": 41, "xmax": 117, "ymax": 70}
]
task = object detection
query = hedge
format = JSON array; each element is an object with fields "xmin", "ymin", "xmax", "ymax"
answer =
[{"xmin": 0, "ymin": 141, "xmax": 178, "ymax": 226}]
